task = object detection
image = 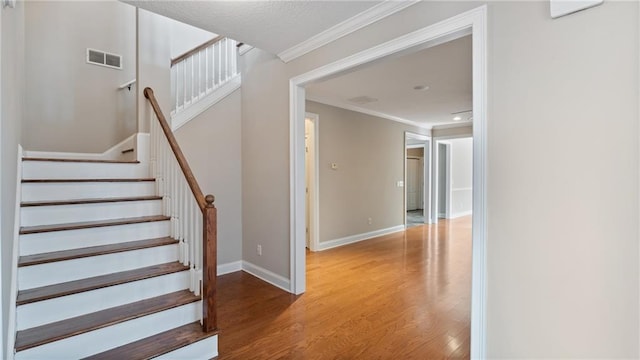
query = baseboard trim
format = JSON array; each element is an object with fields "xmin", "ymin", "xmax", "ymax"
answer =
[
  {"xmin": 217, "ymin": 261, "xmax": 242, "ymax": 276},
  {"xmin": 318, "ymin": 225, "xmax": 405, "ymax": 251},
  {"xmin": 23, "ymin": 133, "xmax": 139, "ymax": 161},
  {"xmin": 241, "ymin": 261, "xmax": 291, "ymax": 292}
]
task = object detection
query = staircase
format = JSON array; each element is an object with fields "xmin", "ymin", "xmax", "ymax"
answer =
[{"xmin": 11, "ymin": 157, "xmax": 218, "ymax": 359}]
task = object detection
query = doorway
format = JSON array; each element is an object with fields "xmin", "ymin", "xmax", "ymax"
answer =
[
  {"xmin": 405, "ymin": 132, "xmax": 431, "ymax": 227},
  {"xmin": 289, "ymin": 6, "xmax": 487, "ymax": 357},
  {"xmin": 304, "ymin": 113, "xmax": 319, "ymax": 251}
]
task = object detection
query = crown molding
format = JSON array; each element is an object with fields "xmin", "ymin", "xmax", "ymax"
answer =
[
  {"xmin": 306, "ymin": 94, "xmax": 431, "ymax": 130},
  {"xmin": 278, "ymin": 0, "xmax": 419, "ymax": 63}
]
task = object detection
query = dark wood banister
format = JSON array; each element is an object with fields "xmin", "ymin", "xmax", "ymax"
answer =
[
  {"xmin": 143, "ymin": 87, "xmax": 217, "ymax": 333},
  {"xmin": 171, "ymin": 35, "xmax": 225, "ymax": 66}
]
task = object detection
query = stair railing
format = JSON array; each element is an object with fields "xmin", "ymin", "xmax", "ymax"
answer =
[
  {"xmin": 171, "ymin": 36, "xmax": 239, "ymax": 118},
  {"xmin": 144, "ymin": 87, "xmax": 217, "ymax": 333}
]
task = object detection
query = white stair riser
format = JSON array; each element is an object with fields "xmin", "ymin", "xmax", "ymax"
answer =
[
  {"xmin": 16, "ymin": 271, "xmax": 189, "ymax": 330},
  {"xmin": 14, "ymin": 301, "xmax": 200, "ymax": 360},
  {"xmin": 155, "ymin": 335, "xmax": 218, "ymax": 360},
  {"xmin": 21, "ymin": 200, "xmax": 163, "ymax": 227},
  {"xmin": 19, "ymin": 245, "xmax": 179, "ymax": 290},
  {"xmin": 22, "ymin": 161, "xmax": 150, "ymax": 180},
  {"xmin": 19, "ymin": 221, "xmax": 170, "ymax": 256},
  {"xmin": 22, "ymin": 181, "xmax": 156, "ymax": 202}
]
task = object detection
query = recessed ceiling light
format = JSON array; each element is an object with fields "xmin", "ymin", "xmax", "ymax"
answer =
[
  {"xmin": 453, "ymin": 116, "xmax": 462, "ymax": 121},
  {"xmin": 413, "ymin": 85, "xmax": 429, "ymax": 91}
]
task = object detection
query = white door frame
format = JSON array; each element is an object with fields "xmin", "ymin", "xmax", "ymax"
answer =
[
  {"xmin": 289, "ymin": 6, "xmax": 487, "ymax": 357},
  {"xmin": 404, "ymin": 132, "xmax": 431, "ymax": 225},
  {"xmin": 305, "ymin": 112, "xmax": 320, "ymax": 252},
  {"xmin": 433, "ymin": 141, "xmax": 452, "ymax": 221}
]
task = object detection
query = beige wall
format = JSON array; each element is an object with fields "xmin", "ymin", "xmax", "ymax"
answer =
[
  {"xmin": 1, "ymin": 2, "xmax": 25, "ymax": 358},
  {"xmin": 174, "ymin": 90, "xmax": 242, "ymax": 266},
  {"xmin": 137, "ymin": 8, "xmax": 172, "ymax": 134},
  {"xmin": 306, "ymin": 101, "xmax": 426, "ymax": 243},
  {"xmin": 240, "ymin": 1, "xmax": 639, "ymax": 357},
  {"xmin": 23, "ymin": 1, "xmax": 136, "ymax": 153}
]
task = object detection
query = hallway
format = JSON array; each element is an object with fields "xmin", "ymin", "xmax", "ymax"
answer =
[{"xmin": 216, "ymin": 216, "xmax": 472, "ymax": 359}]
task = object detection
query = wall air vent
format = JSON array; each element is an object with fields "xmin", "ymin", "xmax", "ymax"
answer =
[{"xmin": 86, "ymin": 48, "xmax": 122, "ymax": 70}]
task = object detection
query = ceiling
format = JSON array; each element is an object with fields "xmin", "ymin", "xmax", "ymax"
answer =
[
  {"xmin": 125, "ymin": 0, "xmax": 384, "ymax": 56},
  {"xmin": 306, "ymin": 35, "xmax": 472, "ymax": 128}
]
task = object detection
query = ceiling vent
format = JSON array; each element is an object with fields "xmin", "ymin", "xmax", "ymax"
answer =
[
  {"xmin": 348, "ymin": 96, "xmax": 378, "ymax": 105},
  {"xmin": 86, "ymin": 48, "xmax": 122, "ymax": 70}
]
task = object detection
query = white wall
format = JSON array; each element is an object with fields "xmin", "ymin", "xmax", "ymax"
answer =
[
  {"xmin": 448, "ymin": 137, "xmax": 472, "ymax": 218},
  {"xmin": 174, "ymin": 90, "xmax": 242, "ymax": 266},
  {"xmin": 23, "ymin": 1, "xmax": 136, "ymax": 153},
  {"xmin": 240, "ymin": 1, "xmax": 639, "ymax": 357},
  {"xmin": 306, "ymin": 101, "xmax": 427, "ymax": 243},
  {"xmin": 1, "ymin": 2, "xmax": 24, "ymax": 358},
  {"xmin": 169, "ymin": 20, "xmax": 216, "ymax": 59}
]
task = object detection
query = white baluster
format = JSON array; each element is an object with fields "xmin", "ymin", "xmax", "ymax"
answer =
[
  {"xmin": 217, "ymin": 41, "xmax": 222, "ymax": 88},
  {"xmin": 182, "ymin": 61, "xmax": 187, "ymax": 110},
  {"xmin": 232, "ymin": 40, "xmax": 237, "ymax": 76}
]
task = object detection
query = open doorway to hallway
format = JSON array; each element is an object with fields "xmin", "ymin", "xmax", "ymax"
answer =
[
  {"xmin": 290, "ymin": 5, "xmax": 488, "ymax": 357},
  {"xmin": 296, "ymin": 23, "xmax": 476, "ymax": 359},
  {"xmin": 405, "ymin": 132, "xmax": 430, "ymax": 228}
]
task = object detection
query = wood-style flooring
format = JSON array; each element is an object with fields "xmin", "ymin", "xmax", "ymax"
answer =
[{"xmin": 216, "ymin": 216, "xmax": 472, "ymax": 359}]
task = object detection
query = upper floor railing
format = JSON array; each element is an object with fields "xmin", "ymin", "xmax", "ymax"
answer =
[{"xmin": 170, "ymin": 36, "xmax": 239, "ymax": 118}]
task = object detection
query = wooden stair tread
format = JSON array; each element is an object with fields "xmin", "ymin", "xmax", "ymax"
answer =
[
  {"xmin": 21, "ymin": 196, "xmax": 163, "ymax": 207},
  {"xmin": 19, "ymin": 237, "xmax": 178, "ymax": 267},
  {"xmin": 15, "ymin": 290, "xmax": 199, "ymax": 352},
  {"xmin": 22, "ymin": 157, "xmax": 140, "ymax": 164},
  {"xmin": 20, "ymin": 215, "xmax": 170, "ymax": 234},
  {"xmin": 17, "ymin": 262, "xmax": 189, "ymax": 305},
  {"xmin": 22, "ymin": 178, "xmax": 155, "ymax": 183},
  {"xmin": 82, "ymin": 322, "xmax": 217, "ymax": 360}
]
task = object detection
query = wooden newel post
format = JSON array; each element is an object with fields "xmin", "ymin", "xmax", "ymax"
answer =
[{"xmin": 202, "ymin": 194, "xmax": 217, "ymax": 332}]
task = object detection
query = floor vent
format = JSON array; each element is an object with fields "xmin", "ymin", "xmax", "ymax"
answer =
[{"xmin": 86, "ymin": 48, "xmax": 122, "ymax": 70}]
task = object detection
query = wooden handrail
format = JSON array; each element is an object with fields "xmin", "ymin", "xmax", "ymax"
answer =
[
  {"xmin": 144, "ymin": 87, "xmax": 207, "ymax": 210},
  {"xmin": 144, "ymin": 86, "xmax": 217, "ymax": 333},
  {"xmin": 171, "ymin": 35, "xmax": 225, "ymax": 66}
]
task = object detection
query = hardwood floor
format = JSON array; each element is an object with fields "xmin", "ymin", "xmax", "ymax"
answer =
[{"xmin": 217, "ymin": 216, "xmax": 472, "ymax": 359}]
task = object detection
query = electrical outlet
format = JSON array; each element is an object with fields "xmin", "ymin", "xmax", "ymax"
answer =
[
  {"xmin": 257, "ymin": 245, "xmax": 262, "ymax": 256},
  {"xmin": 367, "ymin": 217, "xmax": 372, "ymax": 225}
]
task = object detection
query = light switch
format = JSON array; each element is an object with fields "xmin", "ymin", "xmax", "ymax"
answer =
[
  {"xmin": 331, "ymin": 163, "xmax": 338, "ymax": 170},
  {"xmin": 396, "ymin": 181, "xmax": 404, "ymax": 187}
]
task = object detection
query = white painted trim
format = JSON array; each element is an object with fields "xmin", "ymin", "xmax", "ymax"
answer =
[
  {"xmin": 135, "ymin": 133, "xmax": 150, "ymax": 163},
  {"xmin": 318, "ymin": 225, "xmax": 405, "ymax": 251},
  {"xmin": 290, "ymin": 5, "xmax": 487, "ymax": 358},
  {"xmin": 238, "ymin": 44, "xmax": 254, "ymax": 56},
  {"xmin": 23, "ymin": 133, "xmax": 138, "ymax": 161},
  {"xmin": 278, "ymin": 0, "xmax": 418, "ymax": 63},
  {"xmin": 305, "ymin": 112, "xmax": 321, "ymax": 252},
  {"xmin": 307, "ymin": 94, "xmax": 430, "ymax": 129},
  {"xmin": 6, "ymin": 145, "xmax": 23, "ymax": 360},
  {"xmin": 171, "ymin": 75, "xmax": 241, "ymax": 131},
  {"xmin": 241, "ymin": 261, "xmax": 291, "ymax": 293},
  {"xmin": 432, "ymin": 121, "xmax": 473, "ymax": 130},
  {"xmin": 452, "ymin": 187, "xmax": 473, "ymax": 192},
  {"xmin": 217, "ymin": 261, "xmax": 242, "ymax": 276}
]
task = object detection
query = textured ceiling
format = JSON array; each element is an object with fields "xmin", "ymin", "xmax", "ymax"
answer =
[
  {"xmin": 124, "ymin": 0, "xmax": 381, "ymax": 55},
  {"xmin": 306, "ymin": 35, "xmax": 472, "ymax": 127}
]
